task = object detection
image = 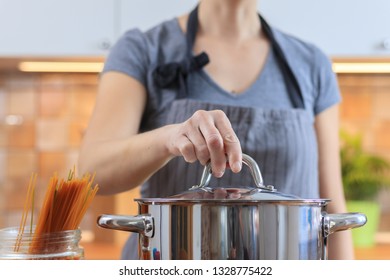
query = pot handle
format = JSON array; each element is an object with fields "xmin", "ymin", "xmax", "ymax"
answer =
[
  {"xmin": 192, "ymin": 153, "xmax": 275, "ymax": 191},
  {"xmin": 322, "ymin": 212, "xmax": 367, "ymax": 238},
  {"xmin": 97, "ymin": 214, "xmax": 154, "ymax": 237}
]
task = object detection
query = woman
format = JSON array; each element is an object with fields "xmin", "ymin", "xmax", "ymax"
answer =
[{"xmin": 78, "ymin": 0, "xmax": 354, "ymax": 259}]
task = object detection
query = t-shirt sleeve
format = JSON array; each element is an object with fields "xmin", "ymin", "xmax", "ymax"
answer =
[
  {"xmin": 313, "ymin": 50, "xmax": 341, "ymax": 115},
  {"xmin": 102, "ymin": 29, "xmax": 149, "ymax": 85}
]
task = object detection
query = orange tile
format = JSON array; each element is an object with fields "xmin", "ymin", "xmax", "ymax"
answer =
[
  {"xmin": 36, "ymin": 119, "xmax": 68, "ymax": 151},
  {"xmin": 372, "ymin": 89, "xmax": 390, "ymax": 119},
  {"xmin": 4, "ymin": 187, "xmax": 30, "ymax": 210},
  {"xmin": 0, "ymin": 88, "xmax": 7, "ymax": 116},
  {"xmin": 38, "ymin": 88, "xmax": 68, "ymax": 117},
  {"xmin": 0, "ymin": 125, "xmax": 7, "ymax": 147},
  {"xmin": 340, "ymin": 90, "xmax": 373, "ymax": 121},
  {"xmin": 8, "ymin": 88, "xmax": 36, "ymax": 117},
  {"xmin": 7, "ymin": 120, "xmax": 35, "ymax": 148},
  {"xmin": 6, "ymin": 150, "xmax": 36, "ymax": 180},
  {"xmin": 68, "ymin": 73, "xmax": 99, "ymax": 86},
  {"xmin": 2, "ymin": 151, "xmax": 38, "ymax": 212},
  {"xmin": 39, "ymin": 74, "xmax": 72, "ymax": 87},
  {"xmin": 69, "ymin": 87, "xmax": 97, "ymax": 119},
  {"xmin": 373, "ymin": 120, "xmax": 390, "ymax": 150},
  {"xmin": 38, "ymin": 152, "xmax": 66, "ymax": 180}
]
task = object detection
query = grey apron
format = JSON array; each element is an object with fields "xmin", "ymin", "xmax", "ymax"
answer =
[{"xmin": 122, "ymin": 6, "xmax": 318, "ymax": 259}]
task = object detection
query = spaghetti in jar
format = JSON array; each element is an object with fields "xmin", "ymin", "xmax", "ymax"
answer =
[
  {"xmin": 1, "ymin": 169, "xmax": 98, "ymax": 260},
  {"xmin": 0, "ymin": 226, "xmax": 84, "ymax": 260}
]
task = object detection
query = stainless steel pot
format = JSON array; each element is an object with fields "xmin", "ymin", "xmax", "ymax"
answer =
[{"xmin": 97, "ymin": 154, "xmax": 367, "ymax": 260}]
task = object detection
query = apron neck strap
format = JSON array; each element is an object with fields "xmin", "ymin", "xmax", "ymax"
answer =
[
  {"xmin": 185, "ymin": 6, "xmax": 305, "ymax": 109},
  {"xmin": 259, "ymin": 16, "xmax": 305, "ymax": 109},
  {"xmin": 186, "ymin": 5, "xmax": 199, "ymax": 56}
]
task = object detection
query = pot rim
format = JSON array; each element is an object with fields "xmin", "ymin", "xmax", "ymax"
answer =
[{"xmin": 134, "ymin": 198, "xmax": 330, "ymax": 206}]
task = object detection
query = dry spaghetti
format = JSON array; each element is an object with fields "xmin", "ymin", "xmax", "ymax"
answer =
[{"xmin": 15, "ymin": 169, "xmax": 99, "ymax": 254}]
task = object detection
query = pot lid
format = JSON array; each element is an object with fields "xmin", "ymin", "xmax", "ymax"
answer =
[{"xmin": 137, "ymin": 154, "xmax": 327, "ymax": 204}]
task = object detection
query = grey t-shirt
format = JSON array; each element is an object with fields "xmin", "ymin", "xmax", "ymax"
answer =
[{"xmin": 103, "ymin": 17, "xmax": 341, "ymax": 133}]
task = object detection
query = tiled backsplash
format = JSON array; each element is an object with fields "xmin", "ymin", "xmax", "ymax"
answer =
[
  {"xmin": 1, "ymin": 71, "xmax": 390, "ymax": 240},
  {"xmin": 338, "ymin": 74, "xmax": 390, "ymax": 161},
  {"xmin": 0, "ymin": 72, "xmax": 117, "ymax": 242}
]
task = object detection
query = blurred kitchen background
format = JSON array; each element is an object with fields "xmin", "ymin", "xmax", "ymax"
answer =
[{"xmin": 1, "ymin": 0, "xmax": 390, "ymax": 259}]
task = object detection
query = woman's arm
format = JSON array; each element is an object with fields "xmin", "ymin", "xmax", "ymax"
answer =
[
  {"xmin": 78, "ymin": 72, "xmax": 242, "ymax": 195},
  {"xmin": 78, "ymin": 72, "xmax": 169, "ymax": 194},
  {"xmin": 315, "ymin": 104, "xmax": 355, "ymax": 260}
]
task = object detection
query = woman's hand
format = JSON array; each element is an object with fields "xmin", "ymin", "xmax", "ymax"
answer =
[{"xmin": 166, "ymin": 109, "xmax": 242, "ymax": 177}]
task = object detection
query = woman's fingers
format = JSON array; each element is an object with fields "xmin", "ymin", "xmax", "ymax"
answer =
[
  {"xmin": 176, "ymin": 135, "xmax": 197, "ymax": 163},
  {"xmin": 195, "ymin": 110, "xmax": 241, "ymax": 177},
  {"xmin": 213, "ymin": 111, "xmax": 242, "ymax": 174},
  {"xmin": 184, "ymin": 116, "xmax": 211, "ymax": 165},
  {"xmin": 198, "ymin": 125, "xmax": 226, "ymax": 177},
  {"xmin": 170, "ymin": 109, "xmax": 242, "ymax": 177}
]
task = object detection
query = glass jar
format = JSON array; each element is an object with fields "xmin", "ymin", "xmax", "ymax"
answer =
[{"xmin": 0, "ymin": 226, "xmax": 84, "ymax": 260}]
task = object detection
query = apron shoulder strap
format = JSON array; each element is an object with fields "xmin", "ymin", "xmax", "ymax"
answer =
[
  {"xmin": 152, "ymin": 5, "xmax": 209, "ymax": 98},
  {"xmin": 260, "ymin": 16, "xmax": 305, "ymax": 109}
]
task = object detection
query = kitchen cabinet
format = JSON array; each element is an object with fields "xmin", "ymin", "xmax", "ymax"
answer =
[
  {"xmin": 0, "ymin": 0, "xmax": 116, "ymax": 56},
  {"xmin": 118, "ymin": 0, "xmax": 390, "ymax": 57},
  {"xmin": 260, "ymin": 0, "xmax": 390, "ymax": 57},
  {"xmin": 118, "ymin": 0, "xmax": 197, "ymax": 34},
  {"xmin": 0, "ymin": 0, "xmax": 196, "ymax": 57},
  {"xmin": 1, "ymin": 0, "xmax": 389, "ymax": 57}
]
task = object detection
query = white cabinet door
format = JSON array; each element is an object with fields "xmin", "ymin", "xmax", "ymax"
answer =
[
  {"xmin": 260, "ymin": 0, "xmax": 390, "ymax": 57},
  {"xmin": 119, "ymin": 0, "xmax": 198, "ymax": 34},
  {"xmin": 0, "ymin": 0, "xmax": 116, "ymax": 56}
]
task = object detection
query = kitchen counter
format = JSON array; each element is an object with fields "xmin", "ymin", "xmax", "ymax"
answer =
[
  {"xmin": 355, "ymin": 244, "xmax": 390, "ymax": 260},
  {"xmin": 82, "ymin": 242, "xmax": 122, "ymax": 260},
  {"xmin": 81, "ymin": 242, "xmax": 390, "ymax": 260}
]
